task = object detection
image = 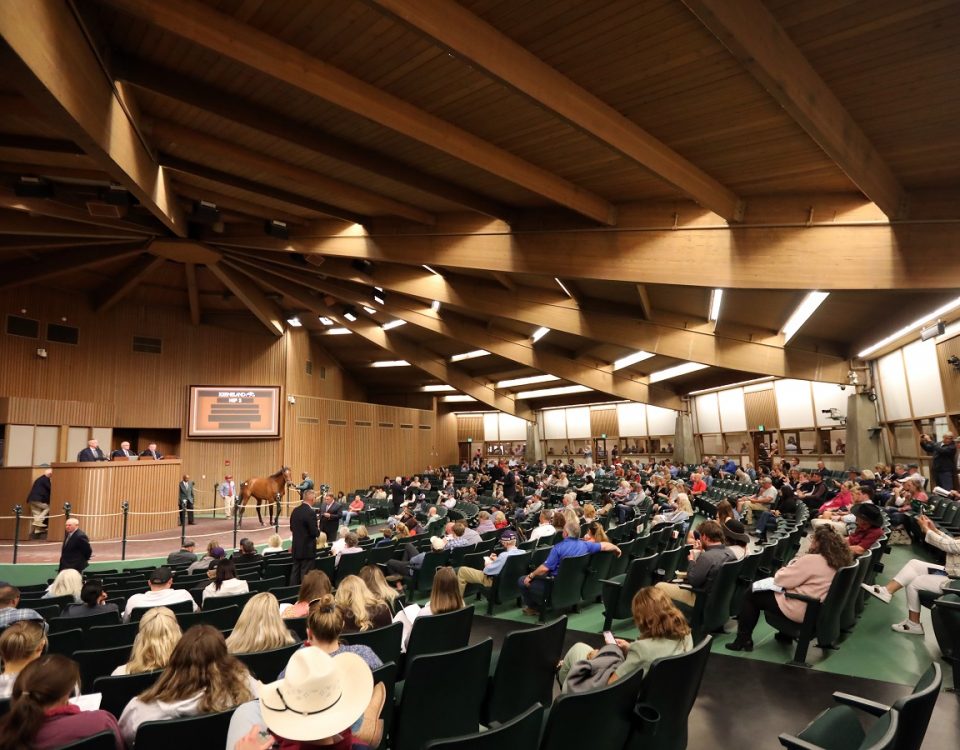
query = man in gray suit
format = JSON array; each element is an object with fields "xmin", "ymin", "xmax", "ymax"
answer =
[{"xmin": 179, "ymin": 474, "xmax": 196, "ymax": 525}]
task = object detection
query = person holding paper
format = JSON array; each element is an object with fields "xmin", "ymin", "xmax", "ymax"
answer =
[{"xmin": 726, "ymin": 526, "xmax": 853, "ymax": 652}]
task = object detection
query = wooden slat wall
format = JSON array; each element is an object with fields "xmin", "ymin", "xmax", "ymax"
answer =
[
  {"xmin": 590, "ymin": 407, "xmax": 619, "ymax": 437},
  {"xmin": 435, "ymin": 412, "xmax": 459, "ymax": 467},
  {"xmin": 283, "ymin": 397, "xmax": 435, "ymax": 496},
  {"xmin": 456, "ymin": 415, "xmax": 484, "ymax": 443},
  {"xmin": 285, "ymin": 329, "xmax": 364, "ymax": 401},
  {"xmin": 936, "ymin": 336, "xmax": 960, "ymax": 413},
  {"xmin": 0, "ymin": 467, "xmax": 44, "ymax": 540},
  {"xmin": 744, "ymin": 388, "xmax": 779, "ymax": 430}
]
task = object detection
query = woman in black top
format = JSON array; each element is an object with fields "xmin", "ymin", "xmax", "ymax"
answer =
[{"xmin": 61, "ymin": 580, "xmax": 119, "ymax": 619}]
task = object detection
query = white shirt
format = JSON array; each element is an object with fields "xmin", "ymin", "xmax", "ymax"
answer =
[
  {"xmin": 529, "ymin": 523, "xmax": 556, "ymax": 542},
  {"xmin": 201, "ymin": 577, "xmax": 249, "ymax": 605},
  {"xmin": 123, "ymin": 588, "xmax": 197, "ymax": 622}
]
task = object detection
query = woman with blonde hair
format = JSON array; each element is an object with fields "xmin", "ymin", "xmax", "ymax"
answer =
[
  {"xmin": 355, "ymin": 524, "xmax": 370, "ymax": 541},
  {"xmin": 118, "ymin": 625, "xmax": 257, "ymax": 745},
  {"xmin": 582, "ymin": 503, "xmax": 598, "ymax": 523},
  {"xmin": 113, "ymin": 606, "xmax": 182, "ymax": 676},
  {"xmin": 583, "ymin": 521, "xmax": 609, "ymax": 543},
  {"xmin": 359, "ymin": 564, "xmax": 400, "ymax": 614},
  {"xmin": 0, "ymin": 621, "xmax": 47, "ymax": 699},
  {"xmin": 394, "ymin": 522, "xmax": 410, "ymax": 539},
  {"xmin": 43, "ymin": 569, "xmax": 82, "ymax": 603},
  {"xmin": 559, "ymin": 586, "xmax": 693, "ymax": 690},
  {"xmin": 226, "ymin": 592, "xmax": 297, "ymax": 654},
  {"xmin": 316, "ymin": 531, "xmax": 329, "ymax": 551},
  {"xmin": 493, "ymin": 510, "xmax": 508, "ymax": 529},
  {"xmin": 280, "ymin": 569, "xmax": 332, "ymax": 619},
  {"xmin": 334, "ymin": 576, "xmax": 391, "ymax": 633},
  {"xmin": 262, "ymin": 534, "xmax": 284, "ymax": 554}
]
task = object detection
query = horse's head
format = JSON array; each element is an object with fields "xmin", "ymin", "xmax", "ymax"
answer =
[{"xmin": 281, "ymin": 466, "xmax": 292, "ymax": 481}]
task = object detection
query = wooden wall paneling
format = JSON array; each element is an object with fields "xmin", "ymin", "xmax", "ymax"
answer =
[
  {"xmin": 456, "ymin": 415, "xmax": 484, "ymax": 443},
  {"xmin": 744, "ymin": 388, "xmax": 779, "ymax": 431},
  {"xmin": 180, "ymin": 437, "xmax": 283, "ymax": 514},
  {"xmin": 435, "ymin": 411, "xmax": 458, "ymax": 468},
  {"xmin": 936, "ymin": 335, "xmax": 960, "ymax": 414},
  {"xmin": 589, "ymin": 407, "xmax": 619, "ymax": 437},
  {"xmin": 0, "ymin": 467, "xmax": 44, "ymax": 540}
]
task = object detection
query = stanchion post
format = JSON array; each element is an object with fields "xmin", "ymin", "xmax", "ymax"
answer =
[
  {"xmin": 63, "ymin": 501, "xmax": 72, "ymax": 522},
  {"xmin": 12, "ymin": 505, "xmax": 22, "ymax": 564},
  {"xmin": 121, "ymin": 501, "xmax": 129, "ymax": 561},
  {"xmin": 232, "ymin": 503, "xmax": 239, "ymax": 550},
  {"xmin": 180, "ymin": 499, "xmax": 187, "ymax": 545}
]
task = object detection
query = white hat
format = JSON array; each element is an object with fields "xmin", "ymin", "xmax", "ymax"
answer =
[{"xmin": 259, "ymin": 647, "xmax": 373, "ymax": 742}]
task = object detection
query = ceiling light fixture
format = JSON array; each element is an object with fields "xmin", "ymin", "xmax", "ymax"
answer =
[
  {"xmin": 373, "ymin": 287, "xmax": 385, "ymax": 305},
  {"xmin": 649, "ymin": 362, "xmax": 709, "ymax": 383},
  {"xmin": 382, "ymin": 319, "xmax": 406, "ymax": 331},
  {"xmin": 441, "ymin": 395, "xmax": 477, "ymax": 403},
  {"xmin": 421, "ymin": 384, "xmax": 455, "ymax": 392},
  {"xmin": 422, "ymin": 265, "xmax": 440, "ymax": 275},
  {"xmin": 371, "ymin": 360, "xmax": 410, "ymax": 368},
  {"xmin": 496, "ymin": 374, "xmax": 559, "ymax": 388},
  {"xmin": 516, "ymin": 385, "xmax": 592, "ymax": 399},
  {"xmin": 781, "ymin": 291, "xmax": 830, "ymax": 344},
  {"xmin": 708, "ymin": 289, "xmax": 723, "ymax": 323},
  {"xmin": 451, "ymin": 349, "xmax": 489, "ymax": 362},
  {"xmin": 318, "ymin": 316, "xmax": 334, "ymax": 326},
  {"xmin": 362, "ymin": 306, "xmax": 377, "ymax": 315},
  {"xmin": 531, "ymin": 326, "xmax": 550, "ymax": 343},
  {"xmin": 555, "ymin": 278, "xmax": 573, "ymax": 297},
  {"xmin": 430, "ymin": 300, "xmax": 441, "ymax": 312},
  {"xmin": 857, "ymin": 295, "xmax": 960, "ymax": 358},
  {"xmin": 326, "ymin": 327, "xmax": 352, "ymax": 335},
  {"xmin": 612, "ymin": 350, "xmax": 654, "ymax": 371},
  {"xmin": 286, "ymin": 317, "xmax": 302, "ymax": 327}
]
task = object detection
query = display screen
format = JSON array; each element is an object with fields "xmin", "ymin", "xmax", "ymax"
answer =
[{"xmin": 188, "ymin": 386, "xmax": 281, "ymax": 438}]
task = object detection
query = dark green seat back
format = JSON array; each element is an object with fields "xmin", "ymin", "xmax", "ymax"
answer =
[
  {"xmin": 485, "ymin": 550, "xmax": 530, "ymax": 614},
  {"xmin": 50, "ymin": 731, "xmax": 118, "ymax": 750},
  {"xmin": 134, "ymin": 707, "xmax": 236, "ymax": 750},
  {"xmin": 404, "ymin": 605, "xmax": 474, "ymax": 677},
  {"xmin": 340, "ymin": 620, "xmax": 403, "ymax": 667},
  {"xmin": 48, "ymin": 608, "xmax": 120, "ymax": 632},
  {"xmin": 177, "ymin": 604, "xmax": 239, "ymax": 632},
  {"xmin": 201, "ymin": 590, "xmax": 254, "ymax": 611},
  {"xmin": 545, "ymin": 554, "xmax": 591, "ymax": 615},
  {"xmin": 74, "ymin": 644, "xmax": 132, "ymax": 691},
  {"xmin": 84, "ymin": 621, "xmax": 140, "ymax": 650},
  {"xmin": 93, "ymin": 669, "xmax": 162, "ymax": 719},
  {"xmin": 841, "ymin": 552, "xmax": 873, "ymax": 632},
  {"xmin": 334, "ymin": 551, "xmax": 370, "ymax": 585},
  {"xmin": 601, "ymin": 552, "xmax": 659, "ymax": 630},
  {"xmin": 581, "ymin": 550, "xmax": 616, "ymax": 602},
  {"xmin": 46, "ymin": 628, "xmax": 83, "ymax": 657},
  {"xmin": 235, "ymin": 641, "xmax": 301, "ymax": 682},
  {"xmin": 426, "ymin": 703, "xmax": 543, "ymax": 750}
]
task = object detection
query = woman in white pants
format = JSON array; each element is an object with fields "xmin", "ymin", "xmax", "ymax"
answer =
[{"xmin": 863, "ymin": 513, "xmax": 960, "ymax": 634}]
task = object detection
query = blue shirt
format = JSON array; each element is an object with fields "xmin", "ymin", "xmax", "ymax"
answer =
[
  {"xmin": 543, "ymin": 538, "xmax": 601, "ymax": 576},
  {"xmin": 483, "ymin": 546, "xmax": 525, "ymax": 576}
]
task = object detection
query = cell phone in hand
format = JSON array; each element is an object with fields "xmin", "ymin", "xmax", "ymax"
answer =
[{"xmin": 603, "ymin": 630, "xmax": 616, "ymax": 645}]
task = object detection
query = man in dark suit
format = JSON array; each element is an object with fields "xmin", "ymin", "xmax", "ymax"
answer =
[
  {"xmin": 77, "ymin": 439, "xmax": 107, "ymax": 462},
  {"xmin": 58, "ymin": 517, "xmax": 92, "ymax": 572},
  {"xmin": 390, "ymin": 477, "xmax": 405, "ymax": 515},
  {"xmin": 179, "ymin": 474, "xmax": 196, "ymax": 525},
  {"xmin": 315, "ymin": 492, "xmax": 343, "ymax": 540},
  {"xmin": 140, "ymin": 443, "xmax": 163, "ymax": 460},
  {"xmin": 27, "ymin": 468, "xmax": 53, "ymax": 539},
  {"xmin": 111, "ymin": 441, "xmax": 136, "ymax": 459},
  {"xmin": 289, "ymin": 489, "xmax": 319, "ymax": 585}
]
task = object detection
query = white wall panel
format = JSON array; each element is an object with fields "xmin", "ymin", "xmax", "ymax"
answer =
[
  {"xmin": 483, "ymin": 412, "xmax": 500, "ymax": 442},
  {"xmin": 718, "ymin": 388, "xmax": 747, "ymax": 432},
  {"xmin": 5, "ymin": 425, "xmax": 34, "ymax": 467},
  {"xmin": 498, "ymin": 413, "xmax": 528, "ymax": 440},
  {"xmin": 877, "ymin": 351, "xmax": 911, "ymax": 421},
  {"xmin": 774, "ymin": 379, "xmax": 815, "ymax": 429},
  {"xmin": 33, "ymin": 426, "xmax": 59, "ymax": 466},
  {"xmin": 903, "ymin": 339, "xmax": 945, "ymax": 417},
  {"xmin": 566, "ymin": 407, "xmax": 592, "ymax": 439},
  {"xmin": 67, "ymin": 427, "xmax": 89, "ymax": 462},
  {"xmin": 91, "ymin": 427, "xmax": 112, "ymax": 454},
  {"xmin": 812, "ymin": 382, "xmax": 849, "ymax": 427},
  {"xmin": 695, "ymin": 393, "xmax": 721, "ymax": 433},
  {"xmin": 617, "ymin": 403, "xmax": 647, "ymax": 436},
  {"xmin": 647, "ymin": 405, "xmax": 677, "ymax": 436},
  {"xmin": 543, "ymin": 409, "xmax": 567, "ymax": 440}
]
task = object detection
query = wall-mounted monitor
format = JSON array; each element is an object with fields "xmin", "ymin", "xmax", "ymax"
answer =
[{"xmin": 188, "ymin": 386, "xmax": 281, "ymax": 438}]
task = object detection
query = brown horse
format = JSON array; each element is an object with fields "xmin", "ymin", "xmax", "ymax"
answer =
[{"xmin": 238, "ymin": 466, "xmax": 292, "ymax": 526}]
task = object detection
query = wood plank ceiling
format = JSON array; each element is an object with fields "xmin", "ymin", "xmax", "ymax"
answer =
[{"xmin": 1, "ymin": 0, "xmax": 959, "ymax": 413}]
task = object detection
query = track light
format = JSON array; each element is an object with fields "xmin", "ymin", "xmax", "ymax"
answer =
[
  {"xmin": 531, "ymin": 327, "xmax": 550, "ymax": 343},
  {"xmin": 14, "ymin": 176, "xmax": 54, "ymax": 198},
  {"xmin": 265, "ymin": 220, "xmax": 289, "ymax": 239},
  {"xmin": 373, "ymin": 287, "xmax": 386, "ymax": 305},
  {"xmin": 342, "ymin": 305, "xmax": 358, "ymax": 322}
]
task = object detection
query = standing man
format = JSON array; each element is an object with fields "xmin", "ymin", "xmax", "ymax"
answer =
[
  {"xmin": 294, "ymin": 472, "xmax": 314, "ymax": 499},
  {"xmin": 179, "ymin": 474, "xmax": 196, "ymax": 525},
  {"xmin": 390, "ymin": 477, "xmax": 405, "ymax": 515},
  {"xmin": 59, "ymin": 517, "xmax": 92, "ymax": 572},
  {"xmin": 140, "ymin": 442, "xmax": 163, "ymax": 460},
  {"xmin": 503, "ymin": 463, "xmax": 517, "ymax": 503},
  {"xmin": 26, "ymin": 468, "xmax": 52, "ymax": 539},
  {"xmin": 315, "ymin": 492, "xmax": 343, "ymax": 541},
  {"xmin": 920, "ymin": 431, "xmax": 956, "ymax": 491},
  {"xmin": 220, "ymin": 474, "xmax": 237, "ymax": 518},
  {"xmin": 290, "ymin": 488, "xmax": 319, "ymax": 585},
  {"xmin": 111, "ymin": 441, "xmax": 135, "ymax": 459},
  {"xmin": 77, "ymin": 439, "xmax": 107, "ymax": 462}
]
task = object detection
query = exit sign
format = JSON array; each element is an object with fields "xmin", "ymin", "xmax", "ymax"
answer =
[
  {"xmin": 601, "ymin": 433, "xmax": 607, "ymax": 439},
  {"xmin": 467, "ymin": 437, "xmax": 473, "ymax": 443},
  {"xmin": 758, "ymin": 425, "xmax": 765, "ymax": 432}
]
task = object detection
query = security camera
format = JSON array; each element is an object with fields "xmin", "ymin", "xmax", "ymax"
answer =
[
  {"xmin": 36, "ymin": 348, "xmax": 47, "ymax": 359},
  {"xmin": 287, "ymin": 395, "xmax": 296, "ymax": 405},
  {"xmin": 839, "ymin": 385, "xmax": 846, "ymax": 391}
]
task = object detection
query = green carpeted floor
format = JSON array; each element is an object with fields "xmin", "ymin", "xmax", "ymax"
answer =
[{"xmin": 481, "ymin": 539, "xmax": 953, "ymax": 688}]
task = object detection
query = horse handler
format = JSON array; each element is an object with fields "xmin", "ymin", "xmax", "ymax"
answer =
[{"xmin": 220, "ymin": 474, "xmax": 237, "ymax": 518}]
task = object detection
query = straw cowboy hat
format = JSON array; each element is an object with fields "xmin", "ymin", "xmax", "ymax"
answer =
[{"xmin": 259, "ymin": 647, "xmax": 373, "ymax": 742}]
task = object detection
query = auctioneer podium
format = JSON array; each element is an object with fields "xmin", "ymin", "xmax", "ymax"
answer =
[{"xmin": 48, "ymin": 459, "xmax": 181, "ymax": 541}]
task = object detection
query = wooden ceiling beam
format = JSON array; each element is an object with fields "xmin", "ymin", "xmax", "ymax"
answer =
[
  {"xmin": 103, "ymin": 0, "xmax": 616, "ymax": 225},
  {"xmin": 0, "ymin": 243, "xmax": 147, "ymax": 290},
  {"xmin": 0, "ymin": 187, "xmax": 159, "ymax": 235},
  {"xmin": 115, "ymin": 57, "xmax": 514, "ymax": 222},
  {"xmin": 159, "ymin": 154, "xmax": 366, "ymax": 225},
  {"xmin": 227, "ymin": 259, "xmax": 532, "ymax": 418},
  {"xmin": 206, "ymin": 261, "xmax": 284, "ymax": 337},
  {"xmin": 214, "ymin": 220, "xmax": 959, "ymax": 291},
  {"xmin": 681, "ymin": 0, "xmax": 906, "ymax": 219},
  {"xmin": 635, "ymin": 284, "xmax": 654, "ymax": 321},
  {"xmin": 0, "ymin": 134, "xmax": 84, "ymax": 155},
  {"xmin": 94, "ymin": 253, "xmax": 167, "ymax": 312},
  {"xmin": 0, "ymin": 161, "xmax": 110, "ymax": 182},
  {"xmin": 146, "ymin": 119, "xmax": 435, "ymax": 226},
  {"xmin": 368, "ymin": 0, "xmax": 742, "ymax": 221},
  {"xmin": 0, "ymin": 208, "xmax": 147, "ymax": 239},
  {"xmin": 244, "ymin": 263, "xmax": 683, "ymax": 409},
  {"xmin": 172, "ymin": 182, "xmax": 308, "ymax": 226},
  {"xmin": 0, "ymin": 0, "xmax": 187, "ymax": 236},
  {"xmin": 299, "ymin": 257, "xmax": 849, "ymax": 383},
  {"xmin": 184, "ymin": 262, "xmax": 201, "ymax": 326}
]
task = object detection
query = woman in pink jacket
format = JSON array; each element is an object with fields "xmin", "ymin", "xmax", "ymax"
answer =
[
  {"xmin": 726, "ymin": 526, "xmax": 854, "ymax": 651},
  {"xmin": 818, "ymin": 481, "xmax": 854, "ymax": 515}
]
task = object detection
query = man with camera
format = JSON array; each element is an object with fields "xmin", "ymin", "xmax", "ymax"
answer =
[{"xmin": 920, "ymin": 432, "xmax": 956, "ymax": 491}]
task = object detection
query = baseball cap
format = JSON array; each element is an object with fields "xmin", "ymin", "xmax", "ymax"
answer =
[
  {"xmin": 149, "ymin": 566, "xmax": 173, "ymax": 584},
  {"xmin": 210, "ymin": 546, "xmax": 226, "ymax": 559},
  {"xmin": 500, "ymin": 529, "xmax": 518, "ymax": 541}
]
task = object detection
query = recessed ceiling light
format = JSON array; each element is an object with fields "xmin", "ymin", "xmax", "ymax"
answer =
[
  {"xmin": 421, "ymin": 384, "xmax": 455, "ymax": 392},
  {"xmin": 708, "ymin": 289, "xmax": 723, "ymax": 323},
  {"xmin": 857, "ymin": 295, "xmax": 960, "ymax": 358},
  {"xmin": 782, "ymin": 292, "xmax": 829, "ymax": 344},
  {"xmin": 371, "ymin": 360, "xmax": 410, "ymax": 368},
  {"xmin": 515, "ymin": 385, "xmax": 592, "ymax": 399},
  {"xmin": 451, "ymin": 350, "xmax": 489, "ymax": 362},
  {"xmin": 531, "ymin": 326, "xmax": 550, "ymax": 343},
  {"xmin": 649, "ymin": 362, "xmax": 709, "ymax": 383},
  {"xmin": 422, "ymin": 265, "xmax": 440, "ymax": 275},
  {"xmin": 430, "ymin": 300, "xmax": 441, "ymax": 312},
  {"xmin": 382, "ymin": 319, "xmax": 406, "ymax": 331},
  {"xmin": 286, "ymin": 317, "xmax": 302, "ymax": 327},
  {"xmin": 326, "ymin": 327, "xmax": 352, "ymax": 335},
  {"xmin": 318, "ymin": 316, "xmax": 334, "ymax": 326},
  {"xmin": 612, "ymin": 350, "xmax": 654, "ymax": 371},
  {"xmin": 497, "ymin": 374, "xmax": 559, "ymax": 388},
  {"xmin": 362, "ymin": 306, "xmax": 377, "ymax": 315},
  {"xmin": 440, "ymin": 394, "xmax": 477, "ymax": 402}
]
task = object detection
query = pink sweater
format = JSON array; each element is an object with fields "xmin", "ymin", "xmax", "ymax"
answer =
[{"xmin": 773, "ymin": 554, "xmax": 837, "ymax": 623}]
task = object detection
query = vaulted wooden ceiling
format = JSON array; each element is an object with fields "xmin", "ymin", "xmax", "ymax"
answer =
[{"xmin": 1, "ymin": 0, "xmax": 958, "ymax": 414}]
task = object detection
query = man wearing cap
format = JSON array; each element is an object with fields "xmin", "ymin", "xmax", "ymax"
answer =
[
  {"xmin": 737, "ymin": 476, "xmax": 778, "ymax": 524},
  {"xmin": 166, "ymin": 539, "xmax": 198, "ymax": 566},
  {"xmin": 847, "ymin": 503, "xmax": 885, "ymax": 555},
  {"xmin": 456, "ymin": 529, "xmax": 524, "ymax": 596},
  {"xmin": 220, "ymin": 474, "xmax": 237, "ymax": 518},
  {"xmin": 122, "ymin": 567, "xmax": 198, "ymax": 622},
  {"xmin": 920, "ymin": 431, "xmax": 956, "ymax": 491}
]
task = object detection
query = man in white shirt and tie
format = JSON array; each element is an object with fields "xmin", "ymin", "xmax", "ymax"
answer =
[
  {"xmin": 77, "ymin": 439, "xmax": 107, "ymax": 462},
  {"xmin": 220, "ymin": 475, "xmax": 237, "ymax": 518},
  {"xmin": 111, "ymin": 441, "xmax": 135, "ymax": 460},
  {"xmin": 139, "ymin": 442, "xmax": 163, "ymax": 460}
]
